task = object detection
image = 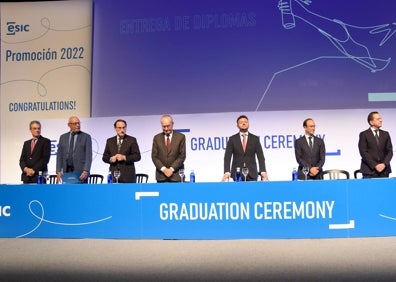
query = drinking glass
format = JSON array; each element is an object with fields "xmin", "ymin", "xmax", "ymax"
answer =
[
  {"xmin": 302, "ymin": 166, "xmax": 309, "ymax": 181},
  {"xmin": 178, "ymin": 169, "xmax": 185, "ymax": 183},
  {"xmin": 113, "ymin": 170, "xmax": 121, "ymax": 183},
  {"xmin": 43, "ymin": 171, "xmax": 50, "ymax": 184},
  {"xmin": 242, "ymin": 167, "xmax": 249, "ymax": 182}
]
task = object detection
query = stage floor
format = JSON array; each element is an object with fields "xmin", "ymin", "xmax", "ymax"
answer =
[{"xmin": 1, "ymin": 237, "xmax": 396, "ymax": 281}]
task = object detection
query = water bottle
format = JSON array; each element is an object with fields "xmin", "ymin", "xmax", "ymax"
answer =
[
  {"xmin": 190, "ymin": 170, "xmax": 195, "ymax": 183},
  {"xmin": 235, "ymin": 167, "xmax": 242, "ymax": 182},
  {"xmin": 37, "ymin": 171, "xmax": 43, "ymax": 184},
  {"xmin": 292, "ymin": 168, "xmax": 298, "ymax": 181},
  {"xmin": 107, "ymin": 171, "xmax": 113, "ymax": 184}
]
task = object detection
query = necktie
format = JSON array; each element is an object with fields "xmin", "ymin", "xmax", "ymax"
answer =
[
  {"xmin": 166, "ymin": 134, "xmax": 170, "ymax": 152},
  {"xmin": 67, "ymin": 132, "xmax": 75, "ymax": 166},
  {"xmin": 242, "ymin": 134, "xmax": 247, "ymax": 152},
  {"xmin": 30, "ymin": 138, "xmax": 37, "ymax": 154},
  {"xmin": 308, "ymin": 136, "xmax": 313, "ymax": 150},
  {"xmin": 117, "ymin": 138, "xmax": 123, "ymax": 153},
  {"xmin": 375, "ymin": 130, "xmax": 379, "ymax": 145}
]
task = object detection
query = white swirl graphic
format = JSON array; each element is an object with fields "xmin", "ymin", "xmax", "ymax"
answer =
[
  {"xmin": 379, "ymin": 214, "xmax": 396, "ymax": 221},
  {"xmin": 17, "ymin": 200, "xmax": 112, "ymax": 238}
]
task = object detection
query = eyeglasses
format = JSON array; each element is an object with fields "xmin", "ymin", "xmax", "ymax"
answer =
[{"xmin": 69, "ymin": 122, "xmax": 80, "ymax": 125}]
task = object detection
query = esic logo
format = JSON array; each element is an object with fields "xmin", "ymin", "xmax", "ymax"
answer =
[
  {"xmin": 0, "ymin": 206, "xmax": 11, "ymax": 217},
  {"xmin": 6, "ymin": 21, "xmax": 30, "ymax": 35}
]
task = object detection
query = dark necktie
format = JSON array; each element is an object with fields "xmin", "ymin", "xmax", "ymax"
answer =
[
  {"xmin": 117, "ymin": 138, "xmax": 123, "ymax": 153},
  {"xmin": 166, "ymin": 134, "xmax": 170, "ymax": 152},
  {"xmin": 308, "ymin": 136, "xmax": 313, "ymax": 150},
  {"xmin": 67, "ymin": 132, "xmax": 76, "ymax": 166},
  {"xmin": 30, "ymin": 138, "xmax": 37, "ymax": 154},
  {"xmin": 375, "ymin": 130, "xmax": 379, "ymax": 145}
]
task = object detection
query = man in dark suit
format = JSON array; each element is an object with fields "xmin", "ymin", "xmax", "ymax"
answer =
[
  {"xmin": 102, "ymin": 119, "xmax": 141, "ymax": 183},
  {"xmin": 294, "ymin": 118, "xmax": 326, "ymax": 180},
  {"xmin": 152, "ymin": 114, "xmax": 186, "ymax": 182},
  {"xmin": 19, "ymin": 120, "xmax": 51, "ymax": 184},
  {"xmin": 222, "ymin": 115, "xmax": 268, "ymax": 181},
  {"xmin": 56, "ymin": 116, "xmax": 92, "ymax": 183},
  {"xmin": 358, "ymin": 111, "xmax": 393, "ymax": 178}
]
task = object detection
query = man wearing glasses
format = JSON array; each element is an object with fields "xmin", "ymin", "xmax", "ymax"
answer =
[
  {"xmin": 151, "ymin": 114, "xmax": 186, "ymax": 182},
  {"xmin": 56, "ymin": 116, "xmax": 92, "ymax": 183}
]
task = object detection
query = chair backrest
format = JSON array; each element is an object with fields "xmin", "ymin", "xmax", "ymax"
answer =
[
  {"xmin": 88, "ymin": 174, "xmax": 104, "ymax": 184},
  {"xmin": 136, "ymin": 173, "xmax": 148, "ymax": 183},
  {"xmin": 49, "ymin": 175, "xmax": 57, "ymax": 184},
  {"xmin": 354, "ymin": 169, "xmax": 362, "ymax": 179},
  {"xmin": 323, "ymin": 169, "xmax": 350, "ymax": 180}
]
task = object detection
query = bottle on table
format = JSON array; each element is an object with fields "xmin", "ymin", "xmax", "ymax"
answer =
[
  {"xmin": 107, "ymin": 171, "xmax": 113, "ymax": 184},
  {"xmin": 292, "ymin": 168, "xmax": 298, "ymax": 181},
  {"xmin": 190, "ymin": 170, "xmax": 195, "ymax": 183},
  {"xmin": 37, "ymin": 171, "xmax": 43, "ymax": 184},
  {"xmin": 235, "ymin": 167, "xmax": 242, "ymax": 182}
]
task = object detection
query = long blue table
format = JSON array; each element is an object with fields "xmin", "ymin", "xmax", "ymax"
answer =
[{"xmin": 1, "ymin": 179, "xmax": 395, "ymax": 239}]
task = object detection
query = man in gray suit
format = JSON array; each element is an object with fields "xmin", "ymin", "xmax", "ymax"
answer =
[
  {"xmin": 222, "ymin": 115, "xmax": 268, "ymax": 182},
  {"xmin": 56, "ymin": 116, "xmax": 92, "ymax": 183},
  {"xmin": 152, "ymin": 114, "xmax": 186, "ymax": 182},
  {"xmin": 294, "ymin": 118, "xmax": 326, "ymax": 180}
]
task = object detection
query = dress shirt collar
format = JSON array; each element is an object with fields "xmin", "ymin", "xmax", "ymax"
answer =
[
  {"xmin": 370, "ymin": 127, "xmax": 379, "ymax": 135},
  {"xmin": 305, "ymin": 134, "xmax": 314, "ymax": 142},
  {"xmin": 164, "ymin": 132, "xmax": 173, "ymax": 138}
]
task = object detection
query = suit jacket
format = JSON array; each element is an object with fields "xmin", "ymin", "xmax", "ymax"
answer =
[
  {"xmin": 151, "ymin": 131, "xmax": 186, "ymax": 182},
  {"xmin": 102, "ymin": 134, "xmax": 141, "ymax": 183},
  {"xmin": 56, "ymin": 131, "xmax": 92, "ymax": 173},
  {"xmin": 224, "ymin": 132, "xmax": 266, "ymax": 181},
  {"xmin": 294, "ymin": 135, "xmax": 326, "ymax": 180},
  {"xmin": 358, "ymin": 128, "xmax": 393, "ymax": 177},
  {"xmin": 19, "ymin": 135, "xmax": 51, "ymax": 183}
]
